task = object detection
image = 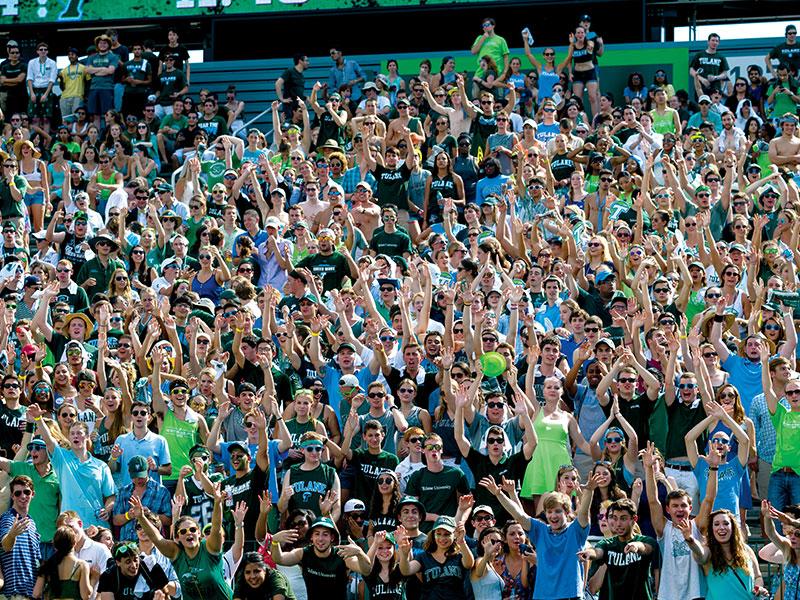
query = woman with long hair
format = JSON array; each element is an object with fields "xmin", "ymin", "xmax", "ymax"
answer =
[
  {"xmin": 761, "ymin": 500, "xmax": 800, "ymax": 600},
  {"xmin": 130, "ymin": 485, "xmax": 232, "ymax": 600},
  {"xmin": 233, "ymin": 551, "xmax": 294, "ymax": 600},
  {"xmin": 32, "ymin": 526, "xmax": 91, "ymax": 600},
  {"xmin": 564, "ymin": 26, "xmax": 600, "ymax": 117},
  {"xmin": 624, "ymin": 72, "xmax": 647, "ymax": 104},
  {"xmin": 283, "ymin": 389, "xmax": 329, "ymax": 466},
  {"xmin": 367, "ymin": 470, "xmax": 402, "ymax": 537},
  {"xmin": 91, "ymin": 386, "xmax": 130, "ymax": 470},
  {"xmin": 357, "ymin": 530, "xmax": 408, "ymax": 600},
  {"xmin": 107, "ymin": 267, "xmax": 138, "ymax": 303},
  {"xmin": 396, "ymin": 378, "xmax": 432, "ymax": 434},
  {"xmin": 431, "ymin": 55, "xmax": 457, "ymax": 90},
  {"xmin": 16, "ymin": 139, "xmax": 48, "ymax": 231},
  {"xmin": 127, "ymin": 244, "xmax": 157, "ymax": 293},
  {"xmin": 110, "ymin": 138, "xmax": 132, "ymax": 181},
  {"xmin": 497, "ymin": 520, "xmax": 534, "ymax": 599},
  {"xmin": 590, "ymin": 401, "xmax": 640, "ymax": 495},
  {"xmin": 424, "ymin": 150, "xmax": 465, "ymax": 229},
  {"xmin": 679, "ymin": 508, "xmax": 765, "ymax": 598},
  {"xmin": 471, "ymin": 526, "xmax": 504, "ymax": 599},
  {"xmin": 588, "ymin": 461, "xmax": 628, "ymax": 536},
  {"xmin": 399, "ymin": 516, "xmax": 474, "ymax": 598},
  {"xmin": 472, "ymin": 55, "xmax": 500, "ymax": 97},
  {"xmin": 52, "ymin": 362, "xmax": 77, "ymax": 406},
  {"xmin": 521, "ymin": 377, "xmax": 595, "ymax": 505},
  {"xmin": 191, "ymin": 245, "xmax": 231, "ymax": 305}
]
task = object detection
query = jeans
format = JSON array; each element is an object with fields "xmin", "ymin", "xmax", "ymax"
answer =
[
  {"xmin": 113, "ymin": 82, "xmax": 125, "ymax": 112},
  {"xmin": 768, "ymin": 469, "xmax": 800, "ymax": 532}
]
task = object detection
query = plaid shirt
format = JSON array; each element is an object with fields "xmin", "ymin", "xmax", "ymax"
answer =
[
  {"xmin": 113, "ymin": 479, "xmax": 171, "ymax": 541},
  {"xmin": 342, "ymin": 166, "xmax": 376, "ymax": 195}
]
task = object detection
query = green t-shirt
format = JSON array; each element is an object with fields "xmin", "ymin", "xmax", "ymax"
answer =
[
  {"xmin": 771, "ymin": 404, "xmax": 800, "ymax": 472},
  {"xmin": 161, "ymin": 409, "xmax": 201, "ymax": 481},
  {"xmin": 233, "ymin": 568, "xmax": 296, "ymax": 600},
  {"xmin": 472, "ymin": 34, "xmax": 510, "ymax": 75},
  {"xmin": 348, "ymin": 448, "xmax": 399, "ymax": 505},
  {"xmin": 296, "ymin": 251, "xmax": 351, "ymax": 293},
  {"xmin": 161, "ymin": 113, "xmax": 189, "ymax": 139},
  {"xmin": 9, "ymin": 461, "xmax": 60, "ymax": 543},
  {"xmin": 288, "ymin": 462, "xmax": 337, "ymax": 518},
  {"xmin": 369, "ymin": 228, "xmax": 413, "ymax": 258},
  {"xmin": 0, "ymin": 176, "xmax": 28, "ymax": 219},
  {"xmin": 594, "ymin": 535, "xmax": 659, "ymax": 600},
  {"xmin": 405, "ymin": 466, "xmax": 470, "ymax": 532},
  {"xmin": 172, "ymin": 540, "xmax": 232, "ymax": 600}
]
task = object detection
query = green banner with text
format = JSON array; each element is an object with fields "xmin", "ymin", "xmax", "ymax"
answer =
[{"xmin": 0, "ymin": 0, "xmax": 498, "ymax": 24}]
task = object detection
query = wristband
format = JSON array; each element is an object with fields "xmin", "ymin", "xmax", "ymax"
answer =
[
  {"xmin": 235, "ymin": 328, "xmax": 244, "ymax": 333},
  {"xmin": 125, "ymin": 511, "xmax": 131, "ymax": 521},
  {"xmin": 33, "ymin": 416, "xmax": 41, "ymax": 421},
  {"xmin": 25, "ymin": 422, "xmax": 35, "ymax": 433},
  {"xmin": 275, "ymin": 415, "xmax": 283, "ymax": 421},
  {"xmin": 462, "ymin": 302, "xmax": 472, "ymax": 306},
  {"xmin": 271, "ymin": 540, "xmax": 280, "ymax": 546},
  {"xmin": 713, "ymin": 314, "xmax": 725, "ymax": 323},
  {"xmin": 709, "ymin": 466, "xmax": 719, "ymax": 471},
  {"xmin": 309, "ymin": 331, "xmax": 320, "ymax": 337}
]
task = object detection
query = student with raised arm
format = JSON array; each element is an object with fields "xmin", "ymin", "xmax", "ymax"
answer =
[
  {"xmin": 685, "ymin": 401, "xmax": 750, "ymax": 516},
  {"xmin": 130, "ymin": 481, "xmax": 232, "ymax": 600},
  {"xmin": 762, "ymin": 343, "xmax": 800, "ymax": 518},
  {"xmin": 761, "ymin": 499, "xmax": 800, "ymax": 600},
  {"xmin": 643, "ymin": 440, "xmax": 718, "ymax": 600},
  {"xmin": 454, "ymin": 389, "xmax": 537, "ymax": 523},
  {"xmin": 482, "ymin": 470, "xmax": 600, "ymax": 600}
]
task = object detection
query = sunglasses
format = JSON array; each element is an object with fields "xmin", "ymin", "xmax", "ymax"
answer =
[
  {"xmin": 178, "ymin": 526, "xmax": 198, "ymax": 536},
  {"xmin": 368, "ymin": 392, "xmax": 385, "ymax": 399},
  {"xmin": 172, "ymin": 387, "xmax": 189, "ymax": 395},
  {"xmin": 719, "ymin": 391, "xmax": 737, "ymax": 399},
  {"xmin": 473, "ymin": 514, "xmax": 494, "ymax": 522},
  {"xmin": 618, "ymin": 377, "xmax": 637, "ymax": 384},
  {"xmin": 487, "ymin": 436, "xmax": 505, "ymax": 445},
  {"xmin": 13, "ymin": 489, "xmax": 32, "ymax": 497},
  {"xmin": 304, "ymin": 445, "xmax": 323, "ymax": 453},
  {"xmin": 786, "ymin": 389, "xmax": 800, "ymax": 397},
  {"xmin": 424, "ymin": 444, "xmax": 443, "ymax": 452},
  {"xmin": 486, "ymin": 402, "xmax": 505, "ymax": 409},
  {"xmin": 605, "ymin": 437, "xmax": 623, "ymax": 443},
  {"xmin": 408, "ymin": 436, "xmax": 424, "ymax": 444},
  {"xmin": 678, "ymin": 383, "xmax": 697, "ymax": 389},
  {"xmin": 377, "ymin": 477, "xmax": 394, "ymax": 485},
  {"xmin": 3, "ymin": 383, "xmax": 20, "ymax": 389},
  {"xmin": 131, "ymin": 409, "xmax": 149, "ymax": 417}
]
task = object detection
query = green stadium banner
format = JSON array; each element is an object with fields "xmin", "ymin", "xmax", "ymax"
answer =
[{"xmin": 0, "ymin": 0, "xmax": 499, "ymax": 24}]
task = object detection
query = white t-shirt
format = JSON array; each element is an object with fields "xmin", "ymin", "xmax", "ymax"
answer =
[{"xmin": 76, "ymin": 537, "xmax": 112, "ymax": 600}]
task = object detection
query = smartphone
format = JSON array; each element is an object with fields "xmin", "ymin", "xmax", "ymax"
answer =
[
  {"xmin": 210, "ymin": 360, "xmax": 225, "ymax": 379},
  {"xmin": 519, "ymin": 543, "xmax": 533, "ymax": 555}
]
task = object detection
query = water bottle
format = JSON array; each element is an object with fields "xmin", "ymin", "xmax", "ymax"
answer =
[{"xmin": 522, "ymin": 27, "xmax": 534, "ymax": 46}]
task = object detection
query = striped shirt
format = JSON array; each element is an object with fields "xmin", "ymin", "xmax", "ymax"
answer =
[{"xmin": 0, "ymin": 507, "xmax": 41, "ymax": 596}]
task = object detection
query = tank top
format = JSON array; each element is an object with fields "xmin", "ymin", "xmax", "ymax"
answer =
[
  {"xmin": 172, "ymin": 541, "xmax": 232, "ymax": 600},
  {"xmin": 161, "ymin": 409, "xmax": 200, "ymax": 481},
  {"xmin": 95, "ymin": 170, "xmax": 117, "ymax": 202},
  {"xmin": 472, "ymin": 566, "xmax": 505, "ymax": 600},
  {"xmin": 658, "ymin": 520, "xmax": 704, "ymax": 600},
  {"xmin": 705, "ymin": 566, "xmax": 753, "ymax": 600},
  {"xmin": 428, "ymin": 174, "xmax": 455, "ymax": 224},
  {"xmin": 191, "ymin": 273, "xmax": 223, "ymax": 304},
  {"xmin": 572, "ymin": 45, "xmax": 593, "ymax": 66},
  {"xmin": 288, "ymin": 462, "xmax": 336, "ymax": 515},
  {"xmin": 54, "ymin": 561, "xmax": 82, "ymax": 600},
  {"xmin": 651, "ymin": 108, "xmax": 678, "ymax": 134},
  {"xmin": 365, "ymin": 571, "xmax": 405, "ymax": 600},
  {"xmin": 20, "ymin": 159, "xmax": 43, "ymax": 184},
  {"xmin": 550, "ymin": 153, "xmax": 575, "ymax": 182},
  {"xmin": 784, "ymin": 562, "xmax": 800, "ymax": 600},
  {"xmin": 539, "ymin": 68, "xmax": 560, "ymax": 100}
]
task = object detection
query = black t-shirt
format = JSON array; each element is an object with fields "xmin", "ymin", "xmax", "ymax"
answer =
[
  {"xmin": 0, "ymin": 403, "xmax": 25, "ymax": 458},
  {"xmin": 371, "ymin": 163, "xmax": 412, "ymax": 208},
  {"xmin": 296, "ymin": 251, "xmax": 351, "ymax": 293},
  {"xmin": 0, "ymin": 60, "xmax": 25, "ymax": 93},
  {"xmin": 222, "ymin": 463, "xmax": 268, "ymax": 539},
  {"xmin": 175, "ymin": 125, "xmax": 201, "ymax": 150},
  {"xmin": 97, "ymin": 562, "xmax": 169, "ymax": 600},
  {"xmin": 301, "ymin": 547, "xmax": 347, "ymax": 600},
  {"xmin": 59, "ymin": 232, "xmax": 89, "ymax": 273},
  {"xmin": 465, "ymin": 447, "xmax": 527, "ymax": 523},
  {"xmin": 280, "ymin": 66, "xmax": 306, "ymax": 100},
  {"xmin": 602, "ymin": 391, "xmax": 655, "ymax": 446},
  {"xmin": 158, "ymin": 45, "xmax": 190, "ymax": 73}
]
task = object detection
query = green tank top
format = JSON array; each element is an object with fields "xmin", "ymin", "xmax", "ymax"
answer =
[
  {"xmin": 96, "ymin": 170, "xmax": 117, "ymax": 201},
  {"xmin": 172, "ymin": 541, "xmax": 232, "ymax": 600},
  {"xmin": 288, "ymin": 462, "xmax": 336, "ymax": 516},
  {"xmin": 651, "ymin": 108, "xmax": 678, "ymax": 135},
  {"xmin": 286, "ymin": 418, "xmax": 317, "ymax": 447},
  {"xmin": 161, "ymin": 409, "xmax": 199, "ymax": 481}
]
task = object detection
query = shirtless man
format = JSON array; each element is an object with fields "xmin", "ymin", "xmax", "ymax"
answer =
[
  {"xmin": 768, "ymin": 113, "xmax": 800, "ymax": 170},
  {"xmin": 386, "ymin": 97, "xmax": 425, "ymax": 148},
  {"xmin": 296, "ymin": 178, "xmax": 329, "ymax": 232},
  {"xmin": 350, "ymin": 181, "xmax": 381, "ymax": 240}
]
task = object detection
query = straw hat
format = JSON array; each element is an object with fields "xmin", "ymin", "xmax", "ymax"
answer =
[{"xmin": 13, "ymin": 140, "xmax": 40, "ymax": 160}]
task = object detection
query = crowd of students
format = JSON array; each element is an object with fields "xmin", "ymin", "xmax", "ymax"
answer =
[{"xmin": 2, "ymin": 12, "xmax": 800, "ymax": 600}]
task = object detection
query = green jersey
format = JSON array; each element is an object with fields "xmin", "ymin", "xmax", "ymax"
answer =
[
  {"xmin": 172, "ymin": 540, "xmax": 232, "ymax": 600},
  {"xmin": 182, "ymin": 472, "xmax": 224, "ymax": 530},
  {"xmin": 288, "ymin": 462, "xmax": 337, "ymax": 518},
  {"xmin": 348, "ymin": 448, "xmax": 399, "ymax": 505}
]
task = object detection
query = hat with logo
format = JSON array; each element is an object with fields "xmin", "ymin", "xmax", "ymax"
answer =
[{"xmin": 128, "ymin": 455, "xmax": 149, "ymax": 479}]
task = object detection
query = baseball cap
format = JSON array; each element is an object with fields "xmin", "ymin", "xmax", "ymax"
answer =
[
  {"xmin": 338, "ymin": 373, "xmax": 360, "ymax": 388},
  {"xmin": 344, "ymin": 499, "xmax": 366, "ymax": 513},
  {"xmin": 227, "ymin": 441, "xmax": 251, "ymax": 456},
  {"xmin": 473, "ymin": 505, "xmax": 495, "ymax": 517},
  {"xmin": 698, "ymin": 95, "xmax": 712, "ymax": 104},
  {"xmin": 128, "ymin": 455, "xmax": 149, "ymax": 478}
]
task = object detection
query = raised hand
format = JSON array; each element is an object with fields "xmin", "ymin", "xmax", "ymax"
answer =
[{"xmin": 478, "ymin": 475, "xmax": 501, "ymax": 496}]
